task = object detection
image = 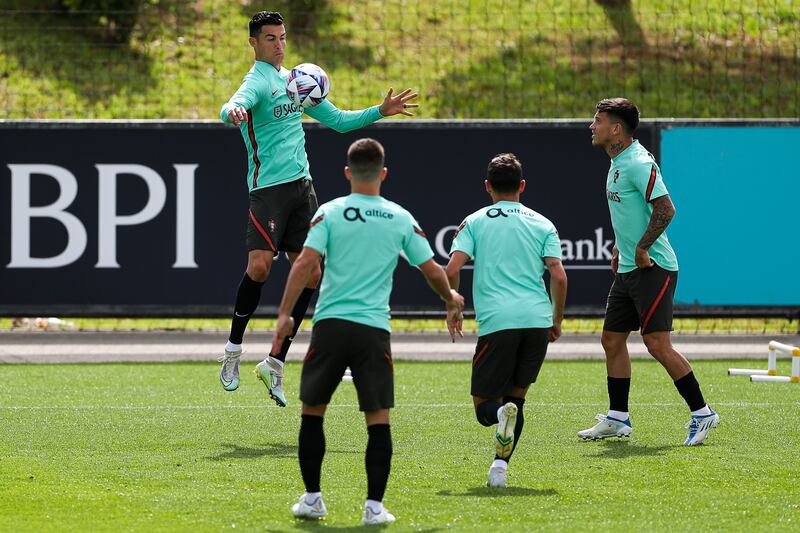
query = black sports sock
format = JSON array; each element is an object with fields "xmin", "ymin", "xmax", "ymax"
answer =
[
  {"xmin": 272, "ymin": 287, "xmax": 315, "ymax": 363},
  {"xmin": 228, "ymin": 273, "xmax": 264, "ymax": 345},
  {"xmin": 298, "ymin": 414, "xmax": 325, "ymax": 493},
  {"xmin": 673, "ymin": 371, "xmax": 706, "ymax": 412},
  {"xmin": 365, "ymin": 424, "xmax": 392, "ymax": 502},
  {"xmin": 607, "ymin": 376, "xmax": 631, "ymax": 413},
  {"xmin": 494, "ymin": 396, "xmax": 525, "ymax": 464},
  {"xmin": 476, "ymin": 400, "xmax": 502, "ymax": 427}
]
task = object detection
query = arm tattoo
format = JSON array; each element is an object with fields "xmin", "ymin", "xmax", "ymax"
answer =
[{"xmin": 638, "ymin": 196, "xmax": 675, "ymax": 250}]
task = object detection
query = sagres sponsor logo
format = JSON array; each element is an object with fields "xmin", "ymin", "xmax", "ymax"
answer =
[
  {"xmin": 433, "ymin": 225, "xmax": 613, "ymax": 270},
  {"xmin": 606, "ymin": 189, "xmax": 621, "ymax": 203},
  {"xmin": 343, "ymin": 207, "xmax": 394, "ymax": 223},
  {"xmin": 273, "ymin": 103, "xmax": 302, "ymax": 118}
]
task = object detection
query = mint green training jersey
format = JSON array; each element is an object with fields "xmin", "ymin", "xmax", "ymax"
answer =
[
  {"xmin": 450, "ymin": 201, "xmax": 562, "ymax": 336},
  {"xmin": 304, "ymin": 193, "xmax": 435, "ymax": 332},
  {"xmin": 220, "ymin": 61, "xmax": 383, "ymax": 192},
  {"xmin": 606, "ymin": 139, "xmax": 678, "ymax": 273}
]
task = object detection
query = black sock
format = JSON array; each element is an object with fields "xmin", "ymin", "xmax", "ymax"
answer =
[
  {"xmin": 607, "ymin": 377, "xmax": 631, "ymax": 413},
  {"xmin": 272, "ymin": 287, "xmax": 315, "ymax": 363},
  {"xmin": 476, "ymin": 400, "xmax": 502, "ymax": 427},
  {"xmin": 365, "ymin": 424, "xmax": 392, "ymax": 502},
  {"xmin": 673, "ymin": 371, "xmax": 706, "ymax": 412},
  {"xmin": 494, "ymin": 396, "xmax": 525, "ymax": 464},
  {"xmin": 228, "ymin": 273, "xmax": 264, "ymax": 345},
  {"xmin": 298, "ymin": 414, "xmax": 325, "ymax": 493}
]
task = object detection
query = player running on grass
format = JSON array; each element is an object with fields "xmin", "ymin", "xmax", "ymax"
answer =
[
  {"xmin": 446, "ymin": 153, "xmax": 568, "ymax": 488},
  {"xmin": 271, "ymin": 138, "xmax": 463, "ymax": 524},
  {"xmin": 579, "ymin": 97, "xmax": 719, "ymax": 445},
  {"xmin": 217, "ymin": 11, "xmax": 418, "ymax": 405}
]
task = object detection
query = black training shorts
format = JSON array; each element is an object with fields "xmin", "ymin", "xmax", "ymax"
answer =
[
  {"xmin": 300, "ymin": 319, "xmax": 394, "ymax": 412},
  {"xmin": 603, "ymin": 263, "xmax": 678, "ymax": 335},
  {"xmin": 246, "ymin": 179, "xmax": 318, "ymax": 253},
  {"xmin": 471, "ymin": 328, "xmax": 550, "ymax": 399}
]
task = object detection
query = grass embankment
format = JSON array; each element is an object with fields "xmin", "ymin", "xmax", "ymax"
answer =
[{"xmin": 1, "ymin": 1, "xmax": 798, "ymax": 119}]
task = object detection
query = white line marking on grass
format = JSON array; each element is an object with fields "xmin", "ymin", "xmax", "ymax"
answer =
[{"xmin": 1, "ymin": 401, "xmax": 798, "ymax": 410}]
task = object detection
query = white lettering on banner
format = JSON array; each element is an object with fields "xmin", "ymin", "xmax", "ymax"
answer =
[
  {"xmin": 6, "ymin": 163, "xmax": 198, "ymax": 269},
  {"xmin": 560, "ymin": 227, "xmax": 614, "ymax": 262},
  {"xmin": 173, "ymin": 164, "xmax": 198, "ymax": 268},
  {"xmin": 96, "ymin": 164, "xmax": 167, "ymax": 268},
  {"xmin": 435, "ymin": 225, "xmax": 459, "ymax": 260},
  {"xmin": 433, "ymin": 224, "xmax": 612, "ymax": 270},
  {"xmin": 8, "ymin": 164, "xmax": 88, "ymax": 268}
]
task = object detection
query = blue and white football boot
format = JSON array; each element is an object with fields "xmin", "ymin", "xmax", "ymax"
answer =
[{"xmin": 684, "ymin": 409, "xmax": 720, "ymax": 446}]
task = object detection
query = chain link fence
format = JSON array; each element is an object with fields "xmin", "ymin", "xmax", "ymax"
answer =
[{"xmin": 1, "ymin": 0, "xmax": 798, "ymax": 119}]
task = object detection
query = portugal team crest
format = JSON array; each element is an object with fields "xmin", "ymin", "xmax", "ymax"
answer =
[{"xmin": 268, "ymin": 219, "xmax": 276, "ymax": 233}]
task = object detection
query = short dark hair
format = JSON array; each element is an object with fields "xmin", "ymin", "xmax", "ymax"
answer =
[
  {"xmin": 487, "ymin": 153, "xmax": 523, "ymax": 194},
  {"xmin": 596, "ymin": 97, "xmax": 640, "ymax": 134},
  {"xmin": 347, "ymin": 138, "xmax": 385, "ymax": 181},
  {"xmin": 249, "ymin": 11, "xmax": 284, "ymax": 37}
]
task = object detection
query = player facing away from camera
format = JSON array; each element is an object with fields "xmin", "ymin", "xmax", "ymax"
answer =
[
  {"xmin": 217, "ymin": 11, "xmax": 418, "ymax": 404},
  {"xmin": 271, "ymin": 138, "xmax": 464, "ymax": 524},
  {"xmin": 446, "ymin": 153, "xmax": 568, "ymax": 488},
  {"xmin": 580, "ymin": 98, "xmax": 719, "ymax": 445}
]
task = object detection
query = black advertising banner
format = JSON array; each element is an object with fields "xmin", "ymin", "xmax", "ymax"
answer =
[{"xmin": 0, "ymin": 120, "xmax": 650, "ymax": 316}]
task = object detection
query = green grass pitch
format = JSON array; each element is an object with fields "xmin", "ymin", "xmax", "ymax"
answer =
[{"xmin": 1, "ymin": 360, "xmax": 798, "ymax": 531}]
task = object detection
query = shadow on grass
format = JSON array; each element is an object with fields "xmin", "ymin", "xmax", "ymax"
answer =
[
  {"xmin": 580, "ymin": 439, "xmax": 677, "ymax": 458},
  {"xmin": 209, "ymin": 442, "xmax": 361, "ymax": 461},
  {"xmin": 209, "ymin": 442, "xmax": 296, "ymax": 460},
  {"xmin": 437, "ymin": 486, "xmax": 557, "ymax": 498}
]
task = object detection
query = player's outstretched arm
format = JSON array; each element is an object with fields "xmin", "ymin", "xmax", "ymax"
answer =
[
  {"xmin": 378, "ymin": 87, "xmax": 419, "ymax": 117},
  {"xmin": 271, "ymin": 247, "xmax": 322, "ymax": 354},
  {"xmin": 418, "ymin": 259, "xmax": 465, "ymax": 342},
  {"xmin": 545, "ymin": 257, "xmax": 568, "ymax": 342},
  {"xmin": 635, "ymin": 194, "xmax": 676, "ymax": 269}
]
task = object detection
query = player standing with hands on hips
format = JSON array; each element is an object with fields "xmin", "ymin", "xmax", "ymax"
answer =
[
  {"xmin": 217, "ymin": 11, "xmax": 418, "ymax": 405},
  {"xmin": 579, "ymin": 98, "xmax": 718, "ymax": 445}
]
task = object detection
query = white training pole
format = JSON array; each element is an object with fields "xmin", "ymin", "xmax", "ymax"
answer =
[
  {"xmin": 791, "ymin": 352, "xmax": 800, "ymax": 383},
  {"xmin": 768, "ymin": 341, "xmax": 797, "ymax": 354},
  {"xmin": 768, "ymin": 348, "xmax": 778, "ymax": 375},
  {"xmin": 728, "ymin": 369, "xmax": 769, "ymax": 376},
  {"xmin": 751, "ymin": 375, "xmax": 792, "ymax": 383}
]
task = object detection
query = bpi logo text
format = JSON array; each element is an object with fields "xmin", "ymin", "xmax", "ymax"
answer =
[{"xmin": 6, "ymin": 164, "xmax": 198, "ymax": 269}]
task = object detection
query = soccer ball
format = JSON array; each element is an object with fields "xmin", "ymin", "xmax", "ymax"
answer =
[{"xmin": 286, "ymin": 63, "xmax": 330, "ymax": 109}]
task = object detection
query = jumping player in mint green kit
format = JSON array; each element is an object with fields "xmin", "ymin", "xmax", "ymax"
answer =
[
  {"xmin": 446, "ymin": 153, "xmax": 568, "ymax": 489},
  {"xmin": 271, "ymin": 138, "xmax": 464, "ymax": 525},
  {"xmin": 216, "ymin": 11, "xmax": 419, "ymax": 405},
  {"xmin": 579, "ymin": 97, "xmax": 718, "ymax": 446}
]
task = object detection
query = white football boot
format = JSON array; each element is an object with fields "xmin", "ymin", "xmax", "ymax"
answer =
[
  {"xmin": 578, "ymin": 414, "xmax": 633, "ymax": 440},
  {"xmin": 291, "ymin": 493, "xmax": 327, "ymax": 520},
  {"xmin": 362, "ymin": 505, "xmax": 396, "ymax": 525},
  {"xmin": 494, "ymin": 402, "xmax": 518, "ymax": 458},
  {"xmin": 487, "ymin": 462, "xmax": 508, "ymax": 488}
]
